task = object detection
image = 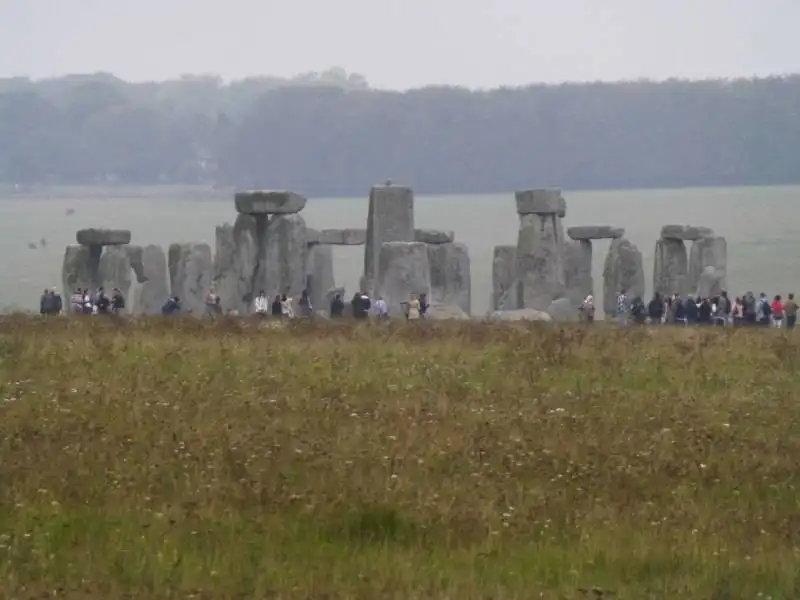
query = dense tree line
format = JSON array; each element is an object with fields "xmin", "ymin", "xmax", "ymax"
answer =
[{"xmin": 1, "ymin": 69, "xmax": 799, "ymax": 196}]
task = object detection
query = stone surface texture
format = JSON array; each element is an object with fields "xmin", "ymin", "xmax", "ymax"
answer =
[
  {"xmin": 234, "ymin": 190, "xmax": 307, "ymax": 215},
  {"xmin": 602, "ymin": 238, "xmax": 645, "ymax": 316},
  {"xmin": 563, "ymin": 239, "xmax": 593, "ymax": 306},
  {"xmin": 306, "ymin": 244, "xmax": 335, "ymax": 314},
  {"xmin": 213, "ymin": 215, "xmax": 259, "ymax": 314},
  {"xmin": 514, "ymin": 213, "xmax": 566, "ymax": 311},
  {"xmin": 660, "ymin": 225, "xmax": 714, "ymax": 242},
  {"xmin": 688, "ymin": 236, "xmax": 727, "ymax": 294},
  {"xmin": 134, "ymin": 245, "xmax": 169, "ymax": 315},
  {"xmin": 62, "ymin": 245, "xmax": 98, "ymax": 297},
  {"xmin": 98, "ymin": 246, "xmax": 132, "ymax": 300},
  {"xmin": 489, "ymin": 308, "xmax": 553, "ymax": 322},
  {"xmin": 76, "ymin": 228, "xmax": 132, "ymax": 247},
  {"xmin": 491, "ymin": 245, "xmax": 517, "ymax": 311},
  {"xmin": 653, "ymin": 238, "xmax": 689, "ymax": 297},
  {"xmin": 257, "ymin": 214, "xmax": 308, "ymax": 299},
  {"xmin": 364, "ymin": 185, "xmax": 415, "ymax": 292},
  {"xmin": 168, "ymin": 243, "xmax": 213, "ymax": 316},
  {"xmin": 515, "ymin": 189, "xmax": 566, "ymax": 217},
  {"xmin": 377, "ymin": 241, "xmax": 431, "ymax": 316},
  {"xmin": 696, "ymin": 265, "xmax": 725, "ymax": 298},
  {"xmin": 318, "ymin": 228, "xmax": 366, "ymax": 246},
  {"xmin": 427, "ymin": 242, "xmax": 471, "ymax": 314},
  {"xmin": 414, "ymin": 229, "xmax": 455, "ymax": 244},
  {"xmin": 567, "ymin": 226, "xmax": 625, "ymax": 240},
  {"xmin": 547, "ymin": 297, "xmax": 579, "ymax": 322}
]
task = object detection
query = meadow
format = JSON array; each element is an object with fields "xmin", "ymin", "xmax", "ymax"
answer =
[{"xmin": 1, "ymin": 317, "xmax": 799, "ymax": 599}]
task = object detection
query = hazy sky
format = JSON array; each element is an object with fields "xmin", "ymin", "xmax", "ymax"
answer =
[{"xmin": 2, "ymin": 0, "xmax": 798, "ymax": 89}]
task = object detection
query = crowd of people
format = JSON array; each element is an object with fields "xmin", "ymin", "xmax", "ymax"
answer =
[
  {"xmin": 40, "ymin": 287, "xmax": 125, "ymax": 316},
  {"xmin": 580, "ymin": 289, "xmax": 799, "ymax": 328}
]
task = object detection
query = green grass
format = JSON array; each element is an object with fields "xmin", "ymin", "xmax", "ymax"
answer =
[{"xmin": 1, "ymin": 316, "xmax": 799, "ymax": 598}]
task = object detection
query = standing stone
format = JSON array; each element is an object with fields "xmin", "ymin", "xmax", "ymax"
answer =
[
  {"xmin": 688, "ymin": 236, "xmax": 727, "ymax": 294},
  {"xmin": 62, "ymin": 245, "xmax": 99, "ymax": 297},
  {"xmin": 491, "ymin": 245, "xmax": 516, "ymax": 311},
  {"xmin": 563, "ymin": 239, "xmax": 593, "ymax": 306},
  {"xmin": 377, "ymin": 241, "xmax": 431, "ymax": 316},
  {"xmin": 213, "ymin": 214, "xmax": 259, "ymax": 314},
  {"xmin": 306, "ymin": 244, "xmax": 335, "ymax": 314},
  {"xmin": 515, "ymin": 213, "xmax": 566, "ymax": 311},
  {"xmin": 134, "ymin": 245, "xmax": 169, "ymax": 315},
  {"xmin": 98, "ymin": 246, "xmax": 133, "ymax": 300},
  {"xmin": 258, "ymin": 214, "xmax": 308, "ymax": 299},
  {"xmin": 696, "ymin": 266, "xmax": 725, "ymax": 298},
  {"xmin": 603, "ymin": 238, "xmax": 645, "ymax": 316},
  {"xmin": 427, "ymin": 243, "xmax": 471, "ymax": 314},
  {"xmin": 126, "ymin": 245, "xmax": 146, "ymax": 284},
  {"xmin": 653, "ymin": 238, "xmax": 689, "ymax": 297},
  {"xmin": 364, "ymin": 185, "xmax": 415, "ymax": 293},
  {"xmin": 168, "ymin": 243, "xmax": 213, "ymax": 316}
]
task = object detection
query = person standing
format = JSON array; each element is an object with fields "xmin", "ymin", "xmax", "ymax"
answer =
[{"xmin": 783, "ymin": 293, "xmax": 798, "ymax": 329}]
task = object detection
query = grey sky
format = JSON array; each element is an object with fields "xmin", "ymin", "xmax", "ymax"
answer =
[{"xmin": 2, "ymin": 0, "xmax": 798, "ymax": 89}]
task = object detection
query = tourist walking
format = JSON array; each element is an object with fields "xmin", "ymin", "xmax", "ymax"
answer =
[
  {"xmin": 579, "ymin": 295, "xmax": 595, "ymax": 323},
  {"xmin": 771, "ymin": 295, "xmax": 784, "ymax": 328},
  {"xmin": 373, "ymin": 295, "xmax": 389, "ymax": 320},
  {"xmin": 110, "ymin": 288, "xmax": 125, "ymax": 315},
  {"xmin": 784, "ymin": 293, "xmax": 798, "ymax": 329},
  {"xmin": 406, "ymin": 293, "xmax": 421, "ymax": 320},
  {"xmin": 616, "ymin": 290, "xmax": 628, "ymax": 326},
  {"xmin": 329, "ymin": 293, "xmax": 345, "ymax": 318},
  {"xmin": 253, "ymin": 290, "xmax": 269, "ymax": 317}
]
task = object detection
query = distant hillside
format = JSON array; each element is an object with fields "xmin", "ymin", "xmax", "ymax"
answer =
[{"xmin": 1, "ymin": 70, "xmax": 799, "ymax": 196}]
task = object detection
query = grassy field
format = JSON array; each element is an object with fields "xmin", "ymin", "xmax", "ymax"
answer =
[{"xmin": 1, "ymin": 317, "xmax": 799, "ymax": 599}]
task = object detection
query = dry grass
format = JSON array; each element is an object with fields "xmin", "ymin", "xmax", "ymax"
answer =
[{"xmin": 1, "ymin": 316, "xmax": 800, "ymax": 599}]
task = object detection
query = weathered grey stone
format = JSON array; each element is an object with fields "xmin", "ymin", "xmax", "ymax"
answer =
[
  {"xmin": 660, "ymin": 225, "xmax": 714, "ymax": 241},
  {"xmin": 125, "ymin": 245, "xmax": 146, "ymax": 283},
  {"xmin": 62, "ymin": 245, "xmax": 99, "ymax": 296},
  {"xmin": 234, "ymin": 190, "xmax": 307, "ymax": 215},
  {"xmin": 134, "ymin": 245, "xmax": 169, "ymax": 315},
  {"xmin": 306, "ymin": 228, "xmax": 320, "ymax": 246},
  {"xmin": 425, "ymin": 303, "xmax": 470, "ymax": 320},
  {"xmin": 491, "ymin": 246, "xmax": 517, "ymax": 311},
  {"xmin": 98, "ymin": 246, "xmax": 132, "ymax": 300},
  {"xmin": 377, "ymin": 241, "xmax": 431, "ymax": 316},
  {"xmin": 257, "ymin": 214, "xmax": 308, "ymax": 299},
  {"xmin": 567, "ymin": 226, "xmax": 625, "ymax": 240},
  {"xmin": 688, "ymin": 236, "xmax": 727, "ymax": 294},
  {"xmin": 318, "ymin": 228, "xmax": 366, "ymax": 245},
  {"xmin": 364, "ymin": 185, "xmax": 415, "ymax": 292},
  {"xmin": 515, "ymin": 213, "xmax": 566, "ymax": 311},
  {"xmin": 515, "ymin": 189, "xmax": 566, "ymax": 217},
  {"xmin": 414, "ymin": 229, "xmax": 454, "ymax": 244},
  {"xmin": 547, "ymin": 297, "xmax": 579, "ymax": 322},
  {"xmin": 696, "ymin": 265, "xmax": 725, "ymax": 298},
  {"xmin": 306, "ymin": 244, "xmax": 335, "ymax": 314},
  {"xmin": 653, "ymin": 238, "xmax": 689, "ymax": 297},
  {"xmin": 76, "ymin": 228, "xmax": 131, "ymax": 247},
  {"xmin": 563, "ymin": 239, "xmax": 593, "ymax": 306},
  {"xmin": 488, "ymin": 308, "xmax": 553, "ymax": 322},
  {"xmin": 427, "ymin": 243, "xmax": 471, "ymax": 314},
  {"xmin": 603, "ymin": 238, "xmax": 645, "ymax": 317},
  {"xmin": 496, "ymin": 279, "xmax": 521, "ymax": 311},
  {"xmin": 213, "ymin": 215, "xmax": 259, "ymax": 314},
  {"xmin": 168, "ymin": 243, "xmax": 213, "ymax": 316}
]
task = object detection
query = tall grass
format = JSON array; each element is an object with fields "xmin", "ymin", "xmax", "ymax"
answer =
[{"xmin": 1, "ymin": 317, "xmax": 799, "ymax": 599}]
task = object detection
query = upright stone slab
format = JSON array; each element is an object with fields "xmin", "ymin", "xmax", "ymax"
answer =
[
  {"xmin": 427, "ymin": 242, "xmax": 471, "ymax": 315},
  {"xmin": 653, "ymin": 238, "xmax": 689, "ymax": 297},
  {"xmin": 364, "ymin": 185, "xmax": 415, "ymax": 293},
  {"xmin": 134, "ymin": 245, "xmax": 170, "ymax": 315},
  {"xmin": 515, "ymin": 213, "xmax": 566, "ymax": 311},
  {"xmin": 306, "ymin": 244, "xmax": 335, "ymax": 314},
  {"xmin": 377, "ymin": 241, "xmax": 431, "ymax": 316},
  {"xmin": 98, "ymin": 246, "xmax": 133, "ymax": 300},
  {"xmin": 213, "ymin": 214, "xmax": 259, "ymax": 314},
  {"xmin": 688, "ymin": 236, "xmax": 727, "ymax": 294},
  {"xmin": 491, "ymin": 245, "xmax": 516, "ymax": 311},
  {"xmin": 696, "ymin": 266, "xmax": 725, "ymax": 298},
  {"xmin": 126, "ymin": 246, "xmax": 146, "ymax": 284},
  {"xmin": 168, "ymin": 243, "xmax": 213, "ymax": 316},
  {"xmin": 258, "ymin": 214, "xmax": 308, "ymax": 299},
  {"xmin": 563, "ymin": 239, "xmax": 593, "ymax": 306},
  {"xmin": 603, "ymin": 238, "xmax": 645, "ymax": 316},
  {"xmin": 62, "ymin": 245, "xmax": 99, "ymax": 297}
]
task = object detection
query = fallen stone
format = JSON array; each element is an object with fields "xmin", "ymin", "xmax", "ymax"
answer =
[
  {"xmin": 414, "ymin": 229, "xmax": 454, "ymax": 244},
  {"xmin": 515, "ymin": 213, "xmax": 566, "ymax": 311},
  {"xmin": 427, "ymin": 243, "xmax": 471, "ymax": 314},
  {"xmin": 602, "ymin": 238, "xmax": 645, "ymax": 317},
  {"xmin": 563, "ymin": 239, "xmax": 593, "ymax": 306},
  {"xmin": 306, "ymin": 244, "xmax": 335, "ymax": 314},
  {"xmin": 234, "ymin": 190, "xmax": 307, "ymax": 215},
  {"xmin": 567, "ymin": 226, "xmax": 624, "ymax": 240},
  {"xmin": 688, "ymin": 236, "xmax": 727, "ymax": 294},
  {"xmin": 660, "ymin": 225, "xmax": 714, "ymax": 241},
  {"xmin": 425, "ymin": 303, "xmax": 470, "ymax": 320},
  {"xmin": 515, "ymin": 189, "xmax": 566, "ymax": 216},
  {"xmin": 257, "ymin": 213, "xmax": 308, "ymax": 299},
  {"xmin": 488, "ymin": 308, "xmax": 553, "ymax": 322},
  {"xmin": 213, "ymin": 215, "xmax": 260, "ymax": 314},
  {"xmin": 62, "ymin": 245, "xmax": 99, "ymax": 297},
  {"xmin": 696, "ymin": 265, "xmax": 725, "ymax": 298},
  {"xmin": 98, "ymin": 246, "xmax": 132, "ymax": 301},
  {"xmin": 76, "ymin": 228, "xmax": 132, "ymax": 247},
  {"xmin": 377, "ymin": 241, "xmax": 430, "ymax": 316},
  {"xmin": 547, "ymin": 297, "xmax": 579, "ymax": 322},
  {"xmin": 134, "ymin": 245, "xmax": 170, "ymax": 315},
  {"xmin": 318, "ymin": 228, "xmax": 366, "ymax": 245},
  {"xmin": 168, "ymin": 243, "xmax": 213, "ymax": 316},
  {"xmin": 653, "ymin": 238, "xmax": 689, "ymax": 297},
  {"xmin": 491, "ymin": 245, "xmax": 516, "ymax": 311},
  {"xmin": 364, "ymin": 185, "xmax": 415, "ymax": 292}
]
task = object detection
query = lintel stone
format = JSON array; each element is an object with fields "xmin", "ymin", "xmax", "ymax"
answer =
[
  {"xmin": 567, "ymin": 225, "xmax": 625, "ymax": 241},
  {"xmin": 234, "ymin": 190, "xmax": 307, "ymax": 215},
  {"xmin": 76, "ymin": 228, "xmax": 131, "ymax": 247},
  {"xmin": 515, "ymin": 189, "xmax": 566, "ymax": 217}
]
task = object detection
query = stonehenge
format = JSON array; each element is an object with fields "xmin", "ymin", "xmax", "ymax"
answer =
[{"xmin": 58, "ymin": 186, "xmax": 729, "ymax": 322}]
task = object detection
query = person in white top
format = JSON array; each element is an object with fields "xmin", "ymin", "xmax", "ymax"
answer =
[
  {"xmin": 253, "ymin": 290, "xmax": 269, "ymax": 317},
  {"xmin": 374, "ymin": 296, "xmax": 389, "ymax": 319}
]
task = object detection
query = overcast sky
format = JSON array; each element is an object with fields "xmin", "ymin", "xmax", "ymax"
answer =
[{"xmin": 2, "ymin": 0, "xmax": 797, "ymax": 89}]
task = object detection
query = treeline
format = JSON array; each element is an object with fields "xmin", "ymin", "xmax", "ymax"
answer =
[{"xmin": 1, "ymin": 69, "xmax": 799, "ymax": 196}]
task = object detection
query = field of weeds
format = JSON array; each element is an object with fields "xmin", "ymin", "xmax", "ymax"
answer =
[{"xmin": 1, "ymin": 316, "xmax": 799, "ymax": 599}]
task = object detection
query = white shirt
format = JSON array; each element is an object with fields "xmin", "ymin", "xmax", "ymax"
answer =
[
  {"xmin": 254, "ymin": 295, "xmax": 268, "ymax": 313},
  {"xmin": 374, "ymin": 298, "xmax": 388, "ymax": 316}
]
